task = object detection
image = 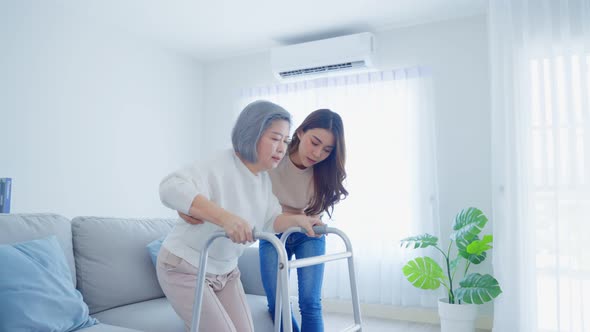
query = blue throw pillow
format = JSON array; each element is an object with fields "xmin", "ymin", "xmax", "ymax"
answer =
[
  {"xmin": 146, "ymin": 237, "xmax": 165, "ymax": 267},
  {"xmin": 0, "ymin": 236, "xmax": 98, "ymax": 331}
]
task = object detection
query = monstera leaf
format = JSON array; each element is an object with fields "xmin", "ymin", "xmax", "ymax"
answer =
[
  {"xmin": 456, "ymin": 235, "xmax": 487, "ymax": 264},
  {"xmin": 455, "ymin": 273, "xmax": 502, "ymax": 304},
  {"xmin": 449, "ymin": 256, "xmax": 462, "ymax": 273},
  {"xmin": 402, "ymin": 257, "xmax": 444, "ymax": 290},
  {"xmin": 467, "ymin": 235, "xmax": 493, "ymax": 255},
  {"xmin": 400, "ymin": 234, "xmax": 438, "ymax": 249},
  {"xmin": 451, "ymin": 207, "xmax": 488, "ymax": 242}
]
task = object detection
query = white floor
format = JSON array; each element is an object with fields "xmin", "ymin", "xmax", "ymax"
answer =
[
  {"xmin": 324, "ymin": 312, "xmax": 489, "ymax": 332},
  {"xmin": 324, "ymin": 312, "xmax": 440, "ymax": 331}
]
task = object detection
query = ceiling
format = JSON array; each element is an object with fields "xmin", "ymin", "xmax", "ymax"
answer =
[{"xmin": 57, "ymin": 0, "xmax": 487, "ymax": 62}]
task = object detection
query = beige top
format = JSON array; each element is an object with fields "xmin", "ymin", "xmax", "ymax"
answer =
[{"xmin": 269, "ymin": 154, "xmax": 314, "ymax": 215}]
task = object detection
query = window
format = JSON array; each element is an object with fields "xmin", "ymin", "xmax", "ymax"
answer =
[
  {"xmin": 529, "ymin": 54, "xmax": 590, "ymax": 331},
  {"xmin": 241, "ymin": 69, "xmax": 440, "ymax": 305}
]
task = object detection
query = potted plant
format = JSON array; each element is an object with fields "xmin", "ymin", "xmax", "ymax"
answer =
[{"xmin": 400, "ymin": 207, "xmax": 502, "ymax": 332}]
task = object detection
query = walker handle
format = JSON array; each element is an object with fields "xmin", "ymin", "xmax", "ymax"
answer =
[
  {"xmin": 251, "ymin": 226, "xmax": 328, "ymax": 239},
  {"xmin": 296, "ymin": 225, "xmax": 328, "ymax": 235}
]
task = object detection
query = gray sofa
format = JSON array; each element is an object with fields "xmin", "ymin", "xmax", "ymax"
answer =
[{"xmin": 0, "ymin": 213, "xmax": 275, "ymax": 332}]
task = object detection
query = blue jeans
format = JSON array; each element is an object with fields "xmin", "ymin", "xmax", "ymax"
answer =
[{"xmin": 259, "ymin": 233, "xmax": 326, "ymax": 332}]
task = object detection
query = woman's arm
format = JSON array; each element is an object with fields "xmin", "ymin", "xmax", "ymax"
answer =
[
  {"xmin": 159, "ymin": 166, "xmax": 252, "ymax": 244},
  {"xmin": 178, "ymin": 211, "xmax": 203, "ymax": 225},
  {"xmin": 273, "ymin": 213, "xmax": 324, "ymax": 237},
  {"xmin": 187, "ymin": 195, "xmax": 253, "ymax": 244}
]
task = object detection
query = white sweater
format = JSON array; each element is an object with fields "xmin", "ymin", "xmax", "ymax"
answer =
[{"xmin": 159, "ymin": 149, "xmax": 282, "ymax": 275}]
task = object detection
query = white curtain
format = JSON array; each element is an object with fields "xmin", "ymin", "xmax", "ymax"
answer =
[
  {"xmin": 241, "ymin": 69, "xmax": 440, "ymax": 306},
  {"xmin": 489, "ymin": 0, "xmax": 590, "ymax": 331}
]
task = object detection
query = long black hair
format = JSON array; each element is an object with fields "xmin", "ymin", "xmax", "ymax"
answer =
[{"xmin": 288, "ymin": 109, "xmax": 348, "ymax": 218}]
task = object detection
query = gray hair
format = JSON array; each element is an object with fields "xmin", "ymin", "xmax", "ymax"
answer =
[{"xmin": 231, "ymin": 100, "xmax": 291, "ymax": 163}]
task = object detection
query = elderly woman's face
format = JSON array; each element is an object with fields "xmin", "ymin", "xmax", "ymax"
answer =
[{"xmin": 255, "ymin": 119, "xmax": 290, "ymax": 171}]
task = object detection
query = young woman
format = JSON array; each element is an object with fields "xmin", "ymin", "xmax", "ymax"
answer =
[
  {"xmin": 260, "ymin": 109, "xmax": 348, "ymax": 332},
  {"xmin": 157, "ymin": 100, "xmax": 322, "ymax": 332}
]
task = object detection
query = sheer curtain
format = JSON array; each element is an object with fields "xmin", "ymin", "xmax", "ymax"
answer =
[
  {"xmin": 241, "ymin": 69, "xmax": 440, "ymax": 306},
  {"xmin": 489, "ymin": 0, "xmax": 590, "ymax": 331}
]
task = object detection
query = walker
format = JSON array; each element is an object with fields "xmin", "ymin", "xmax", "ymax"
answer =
[
  {"xmin": 189, "ymin": 226, "xmax": 362, "ymax": 332},
  {"xmin": 273, "ymin": 225, "xmax": 362, "ymax": 332}
]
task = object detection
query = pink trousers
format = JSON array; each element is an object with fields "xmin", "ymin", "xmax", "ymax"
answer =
[{"xmin": 156, "ymin": 247, "xmax": 254, "ymax": 332}]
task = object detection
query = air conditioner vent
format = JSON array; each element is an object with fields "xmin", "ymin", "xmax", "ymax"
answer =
[
  {"xmin": 279, "ymin": 61, "xmax": 367, "ymax": 78},
  {"xmin": 271, "ymin": 32, "xmax": 375, "ymax": 80}
]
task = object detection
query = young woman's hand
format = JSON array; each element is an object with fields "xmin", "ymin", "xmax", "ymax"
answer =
[
  {"xmin": 220, "ymin": 211, "xmax": 253, "ymax": 244},
  {"xmin": 178, "ymin": 211, "xmax": 204, "ymax": 225},
  {"xmin": 293, "ymin": 215, "xmax": 325, "ymax": 237}
]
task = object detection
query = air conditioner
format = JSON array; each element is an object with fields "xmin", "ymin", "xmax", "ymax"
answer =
[{"xmin": 271, "ymin": 32, "xmax": 375, "ymax": 80}]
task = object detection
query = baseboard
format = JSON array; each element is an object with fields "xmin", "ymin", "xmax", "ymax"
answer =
[{"xmin": 322, "ymin": 299, "xmax": 493, "ymax": 331}]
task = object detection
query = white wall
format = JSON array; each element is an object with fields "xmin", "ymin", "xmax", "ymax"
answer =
[
  {"xmin": 376, "ymin": 16, "xmax": 492, "ymax": 242},
  {"xmin": 0, "ymin": 1, "xmax": 204, "ymax": 218},
  {"xmin": 202, "ymin": 15, "xmax": 491, "ymax": 236}
]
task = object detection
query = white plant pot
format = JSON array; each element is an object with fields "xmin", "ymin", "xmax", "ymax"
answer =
[{"xmin": 438, "ymin": 298, "xmax": 478, "ymax": 332}]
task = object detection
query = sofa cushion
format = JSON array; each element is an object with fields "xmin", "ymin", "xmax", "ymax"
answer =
[
  {"xmin": 0, "ymin": 236, "xmax": 98, "ymax": 331},
  {"xmin": 247, "ymin": 294, "xmax": 276, "ymax": 332},
  {"xmin": 0, "ymin": 213, "xmax": 76, "ymax": 286},
  {"xmin": 72, "ymin": 217, "xmax": 176, "ymax": 314},
  {"xmin": 92, "ymin": 297, "xmax": 184, "ymax": 332},
  {"xmin": 146, "ymin": 236, "xmax": 165, "ymax": 267},
  {"xmin": 79, "ymin": 323, "xmax": 142, "ymax": 332},
  {"xmin": 93, "ymin": 296, "xmax": 275, "ymax": 332},
  {"xmin": 239, "ymin": 247, "xmax": 266, "ymax": 296}
]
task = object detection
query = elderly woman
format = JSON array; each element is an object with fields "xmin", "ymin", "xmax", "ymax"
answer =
[{"xmin": 156, "ymin": 100, "xmax": 322, "ymax": 332}]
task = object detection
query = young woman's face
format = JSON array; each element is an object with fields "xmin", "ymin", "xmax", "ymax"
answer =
[
  {"xmin": 255, "ymin": 119, "xmax": 290, "ymax": 172},
  {"xmin": 296, "ymin": 128, "xmax": 335, "ymax": 168}
]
